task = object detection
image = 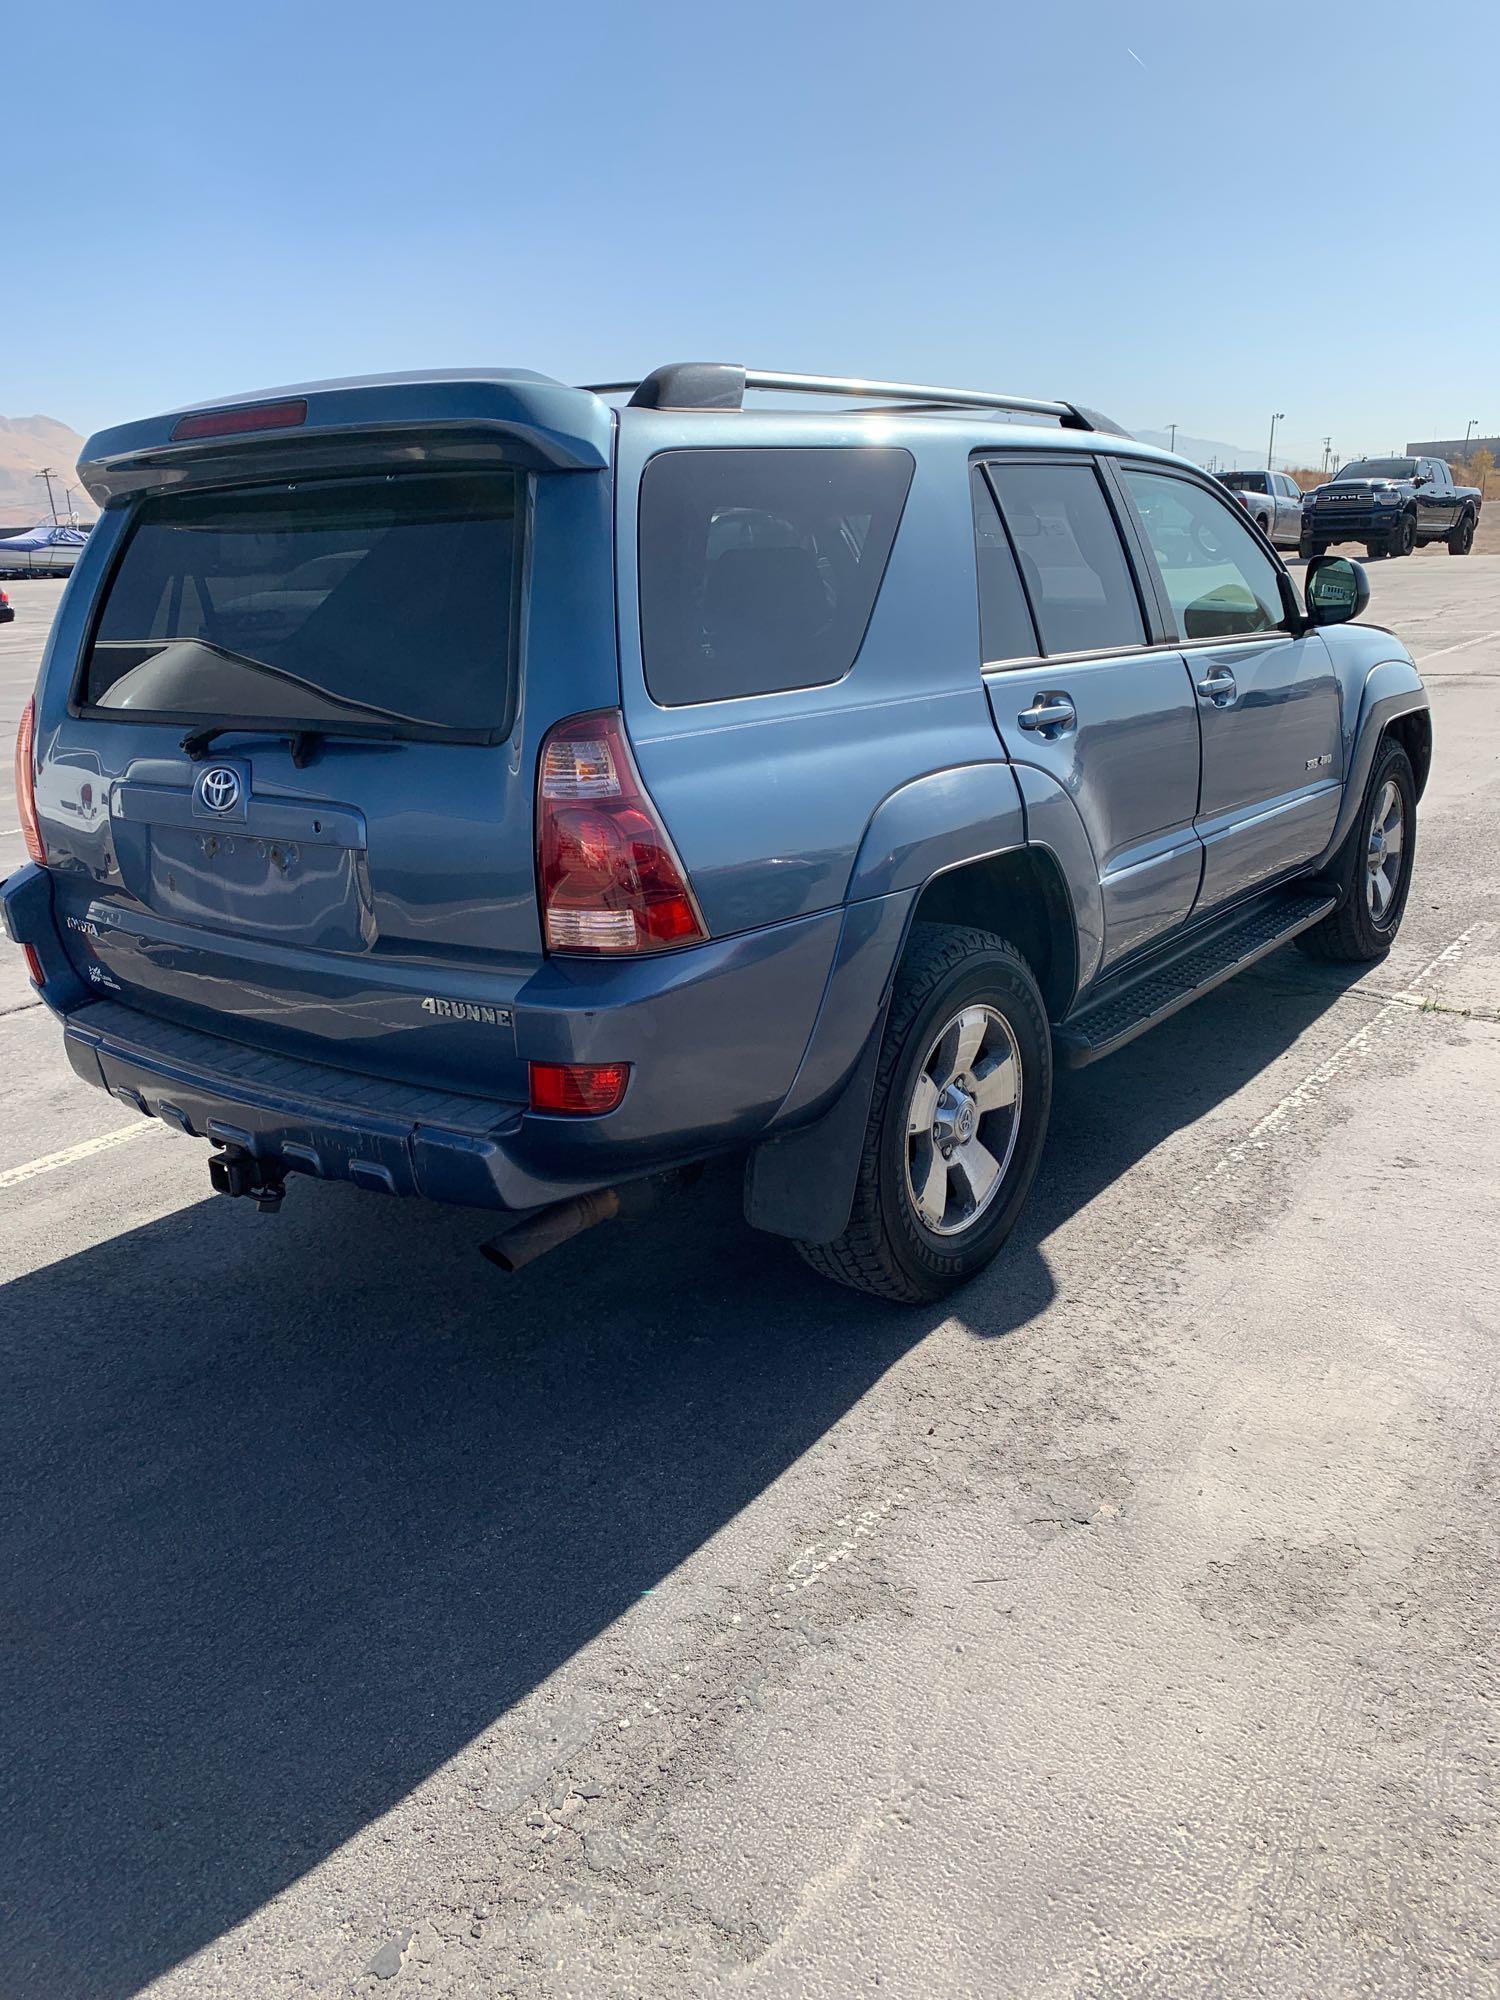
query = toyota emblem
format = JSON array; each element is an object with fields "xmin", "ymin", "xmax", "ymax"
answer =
[{"xmin": 198, "ymin": 765, "xmax": 242, "ymax": 814}]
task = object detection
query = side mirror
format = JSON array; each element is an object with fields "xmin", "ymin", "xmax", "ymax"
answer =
[
  {"xmin": 1304, "ymin": 554, "xmax": 1369, "ymax": 626},
  {"xmin": 1412, "ymin": 472, "xmax": 1429, "ymax": 487}
]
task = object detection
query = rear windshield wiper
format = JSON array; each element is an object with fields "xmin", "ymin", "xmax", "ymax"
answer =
[{"xmin": 182, "ymin": 724, "xmax": 335, "ymax": 768}]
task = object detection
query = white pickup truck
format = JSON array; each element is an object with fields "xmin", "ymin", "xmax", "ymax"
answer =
[{"xmin": 1216, "ymin": 469, "xmax": 1304, "ymax": 549}]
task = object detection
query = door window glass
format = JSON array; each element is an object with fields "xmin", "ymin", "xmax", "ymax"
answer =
[
  {"xmin": 971, "ymin": 468, "xmax": 1038, "ymax": 663},
  {"xmin": 1122, "ymin": 467, "xmax": 1285, "ymax": 641},
  {"xmin": 985, "ymin": 460, "xmax": 1145, "ymax": 656}
]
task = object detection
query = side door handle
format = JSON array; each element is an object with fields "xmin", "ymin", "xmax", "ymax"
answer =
[
  {"xmin": 1016, "ymin": 693, "xmax": 1076, "ymax": 736},
  {"xmin": 1195, "ymin": 665, "xmax": 1238, "ymax": 706}
]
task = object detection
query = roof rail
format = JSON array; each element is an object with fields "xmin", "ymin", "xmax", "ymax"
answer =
[{"xmin": 581, "ymin": 363, "xmax": 1129, "ymax": 435}]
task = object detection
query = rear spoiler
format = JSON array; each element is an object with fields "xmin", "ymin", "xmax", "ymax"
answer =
[{"xmin": 78, "ymin": 369, "xmax": 613, "ymax": 505}]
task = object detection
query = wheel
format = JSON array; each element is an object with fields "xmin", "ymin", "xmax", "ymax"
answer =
[
  {"xmin": 1365, "ymin": 541, "xmax": 1386, "ymax": 561},
  {"xmin": 796, "ymin": 924, "xmax": 1052, "ymax": 1302},
  {"xmin": 1391, "ymin": 512, "xmax": 1417, "ymax": 558},
  {"xmin": 1300, "ymin": 538, "xmax": 1326, "ymax": 562},
  {"xmin": 1447, "ymin": 509, "xmax": 1476, "ymax": 555},
  {"xmin": 1256, "ymin": 511, "xmax": 1273, "ymax": 538},
  {"xmin": 1296, "ymin": 738, "xmax": 1417, "ymax": 963}
]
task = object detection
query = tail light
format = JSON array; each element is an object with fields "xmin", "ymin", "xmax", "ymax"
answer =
[
  {"xmin": 14, "ymin": 697, "xmax": 45, "ymax": 864},
  {"xmin": 537, "ymin": 711, "xmax": 707, "ymax": 954},
  {"xmin": 529, "ymin": 1061, "xmax": 631, "ymax": 1115}
]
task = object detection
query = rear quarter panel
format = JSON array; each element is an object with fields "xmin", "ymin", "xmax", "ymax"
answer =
[{"xmin": 614, "ymin": 413, "xmax": 1011, "ymax": 937}]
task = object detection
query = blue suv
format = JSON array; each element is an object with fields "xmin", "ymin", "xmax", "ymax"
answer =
[{"xmin": 5, "ymin": 364, "xmax": 1430, "ymax": 1299}]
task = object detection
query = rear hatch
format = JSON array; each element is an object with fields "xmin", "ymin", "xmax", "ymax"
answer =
[{"xmin": 33, "ymin": 372, "xmax": 619, "ymax": 1098}]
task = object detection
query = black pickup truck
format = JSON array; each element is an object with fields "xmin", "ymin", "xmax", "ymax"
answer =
[{"xmin": 1300, "ymin": 455, "xmax": 1482, "ymax": 560}]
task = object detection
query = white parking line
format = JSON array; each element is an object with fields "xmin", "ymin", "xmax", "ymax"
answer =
[
  {"xmin": 0, "ymin": 1120, "xmax": 160, "ymax": 1191},
  {"xmin": 1418, "ymin": 627, "xmax": 1500, "ymax": 664}
]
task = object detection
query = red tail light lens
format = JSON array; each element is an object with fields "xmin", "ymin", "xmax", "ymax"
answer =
[
  {"xmin": 537, "ymin": 711, "xmax": 707, "ymax": 954},
  {"xmin": 170, "ymin": 397, "xmax": 308, "ymax": 442},
  {"xmin": 529, "ymin": 1061, "xmax": 631, "ymax": 1116},
  {"xmin": 22, "ymin": 943, "xmax": 45, "ymax": 989},
  {"xmin": 14, "ymin": 697, "xmax": 45, "ymax": 864}
]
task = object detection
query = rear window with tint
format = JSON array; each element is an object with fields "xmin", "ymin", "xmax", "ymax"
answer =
[
  {"xmin": 637, "ymin": 446, "xmax": 913, "ymax": 705},
  {"xmin": 82, "ymin": 471, "xmax": 521, "ymax": 738},
  {"xmin": 985, "ymin": 460, "xmax": 1145, "ymax": 657}
]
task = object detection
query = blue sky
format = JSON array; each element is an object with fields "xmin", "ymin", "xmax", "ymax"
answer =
[{"xmin": 4, "ymin": 0, "xmax": 1496, "ymax": 466}]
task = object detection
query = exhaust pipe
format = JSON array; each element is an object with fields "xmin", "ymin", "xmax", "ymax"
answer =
[
  {"xmin": 481, "ymin": 1169, "xmax": 692, "ymax": 1273},
  {"xmin": 480, "ymin": 1187, "xmax": 623, "ymax": 1273}
]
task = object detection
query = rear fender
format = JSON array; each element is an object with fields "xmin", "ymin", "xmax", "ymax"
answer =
[
  {"xmin": 747, "ymin": 763, "xmax": 1096, "ymax": 1244},
  {"xmin": 844, "ymin": 762, "xmax": 1026, "ymax": 900}
]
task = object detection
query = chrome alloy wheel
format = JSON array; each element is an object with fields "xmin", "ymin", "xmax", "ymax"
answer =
[
  {"xmin": 903, "ymin": 1004, "xmax": 1023, "ymax": 1237},
  {"xmin": 1366, "ymin": 777, "xmax": 1405, "ymax": 925}
]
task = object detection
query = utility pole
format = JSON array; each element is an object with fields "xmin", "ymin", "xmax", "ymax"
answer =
[
  {"xmin": 1465, "ymin": 419, "xmax": 1478, "ymax": 448},
  {"xmin": 1266, "ymin": 412, "xmax": 1285, "ymax": 471},
  {"xmin": 1322, "ymin": 435, "xmax": 1333, "ymax": 476},
  {"xmin": 34, "ymin": 467, "xmax": 61, "ymax": 524},
  {"xmin": 1166, "ymin": 422, "xmax": 1177, "ymax": 453}
]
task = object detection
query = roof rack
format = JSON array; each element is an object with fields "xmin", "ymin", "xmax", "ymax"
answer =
[{"xmin": 581, "ymin": 363, "xmax": 1129, "ymax": 435}]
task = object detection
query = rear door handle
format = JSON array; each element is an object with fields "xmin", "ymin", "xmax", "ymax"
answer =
[
  {"xmin": 1195, "ymin": 666, "xmax": 1238, "ymax": 706},
  {"xmin": 1016, "ymin": 693, "xmax": 1076, "ymax": 735}
]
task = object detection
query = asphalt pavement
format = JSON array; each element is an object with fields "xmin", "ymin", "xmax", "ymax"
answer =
[{"xmin": 2, "ymin": 555, "xmax": 1497, "ymax": 2000}]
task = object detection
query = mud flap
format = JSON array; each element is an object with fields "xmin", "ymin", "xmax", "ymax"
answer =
[{"xmin": 743, "ymin": 1025, "xmax": 882, "ymax": 1244}]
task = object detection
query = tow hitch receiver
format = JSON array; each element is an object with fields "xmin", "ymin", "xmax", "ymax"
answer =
[{"xmin": 208, "ymin": 1146, "xmax": 287, "ymax": 1213}]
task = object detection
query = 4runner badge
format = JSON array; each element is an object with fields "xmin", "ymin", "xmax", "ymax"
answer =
[{"xmin": 420, "ymin": 997, "xmax": 512, "ymax": 1027}]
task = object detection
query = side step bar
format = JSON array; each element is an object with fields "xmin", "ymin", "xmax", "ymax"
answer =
[{"xmin": 1053, "ymin": 888, "xmax": 1336, "ymax": 1068}]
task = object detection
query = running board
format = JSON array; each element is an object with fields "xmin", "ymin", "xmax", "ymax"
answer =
[{"xmin": 1053, "ymin": 888, "xmax": 1336, "ymax": 1068}]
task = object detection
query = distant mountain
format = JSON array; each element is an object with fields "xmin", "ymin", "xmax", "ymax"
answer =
[
  {"xmin": 0, "ymin": 415, "xmax": 91, "ymax": 526},
  {"xmin": 1132, "ymin": 427, "xmax": 1311, "ymax": 474}
]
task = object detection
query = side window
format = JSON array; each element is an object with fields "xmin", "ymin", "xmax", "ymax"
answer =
[
  {"xmin": 637, "ymin": 446, "xmax": 914, "ymax": 705},
  {"xmin": 971, "ymin": 467, "xmax": 1038, "ymax": 663},
  {"xmin": 1121, "ymin": 467, "xmax": 1286, "ymax": 642},
  {"xmin": 985, "ymin": 459, "xmax": 1146, "ymax": 656}
]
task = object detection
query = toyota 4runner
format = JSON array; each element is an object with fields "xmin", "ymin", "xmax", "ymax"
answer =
[{"xmin": 5, "ymin": 364, "xmax": 1431, "ymax": 1300}]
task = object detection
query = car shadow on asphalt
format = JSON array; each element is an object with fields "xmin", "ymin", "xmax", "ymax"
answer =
[{"xmin": 0, "ymin": 949, "xmax": 1366, "ymax": 1999}]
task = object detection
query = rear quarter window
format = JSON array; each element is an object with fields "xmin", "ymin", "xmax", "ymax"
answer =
[{"xmin": 637, "ymin": 446, "xmax": 914, "ymax": 705}]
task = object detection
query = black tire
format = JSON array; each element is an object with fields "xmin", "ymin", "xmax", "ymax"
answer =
[
  {"xmin": 1391, "ymin": 512, "xmax": 1417, "ymax": 558},
  {"xmin": 1447, "ymin": 509, "xmax": 1476, "ymax": 555},
  {"xmin": 1365, "ymin": 541, "xmax": 1386, "ymax": 561},
  {"xmin": 796, "ymin": 924, "xmax": 1052, "ymax": 1303},
  {"xmin": 1300, "ymin": 538, "xmax": 1326, "ymax": 562},
  {"xmin": 1296, "ymin": 738, "xmax": 1417, "ymax": 964}
]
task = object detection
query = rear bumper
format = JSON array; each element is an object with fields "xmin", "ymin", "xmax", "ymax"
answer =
[
  {"xmin": 3, "ymin": 861, "xmax": 855, "ymax": 1212},
  {"xmin": 60, "ymin": 998, "xmax": 560, "ymax": 1209}
]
